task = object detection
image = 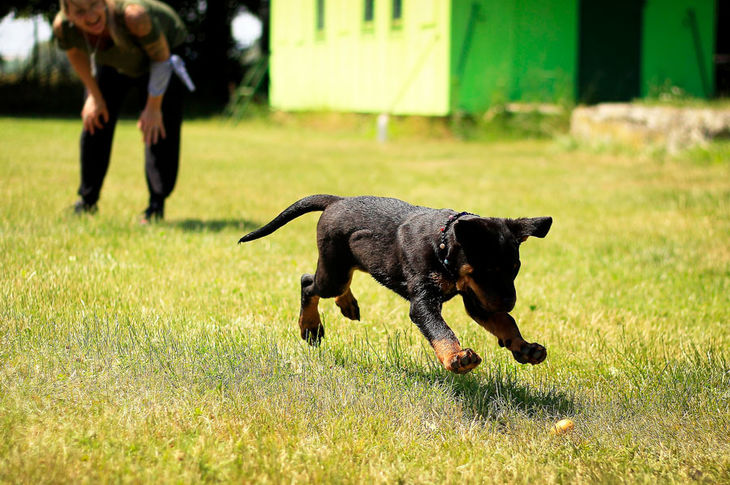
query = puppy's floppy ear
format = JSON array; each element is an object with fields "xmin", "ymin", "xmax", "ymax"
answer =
[
  {"xmin": 454, "ymin": 218, "xmax": 498, "ymax": 251},
  {"xmin": 508, "ymin": 217, "xmax": 552, "ymax": 242}
]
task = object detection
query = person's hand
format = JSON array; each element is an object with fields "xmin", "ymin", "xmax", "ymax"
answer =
[
  {"xmin": 81, "ymin": 94, "xmax": 109, "ymax": 135},
  {"xmin": 137, "ymin": 105, "xmax": 166, "ymax": 145}
]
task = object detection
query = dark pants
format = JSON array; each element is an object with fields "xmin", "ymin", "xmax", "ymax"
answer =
[{"xmin": 78, "ymin": 64, "xmax": 185, "ymax": 209}]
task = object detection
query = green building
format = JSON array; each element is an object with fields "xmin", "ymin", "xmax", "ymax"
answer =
[{"xmin": 269, "ymin": 0, "xmax": 720, "ymax": 115}]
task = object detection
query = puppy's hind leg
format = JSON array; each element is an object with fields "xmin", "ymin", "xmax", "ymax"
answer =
[
  {"xmin": 299, "ymin": 265, "xmax": 358, "ymax": 344},
  {"xmin": 299, "ymin": 274, "xmax": 324, "ymax": 345},
  {"xmin": 334, "ymin": 272, "xmax": 360, "ymax": 321}
]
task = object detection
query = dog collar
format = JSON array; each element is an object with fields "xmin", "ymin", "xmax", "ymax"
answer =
[{"xmin": 438, "ymin": 211, "xmax": 473, "ymax": 275}]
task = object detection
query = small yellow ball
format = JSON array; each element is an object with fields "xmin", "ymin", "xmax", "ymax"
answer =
[{"xmin": 550, "ymin": 418, "xmax": 575, "ymax": 435}]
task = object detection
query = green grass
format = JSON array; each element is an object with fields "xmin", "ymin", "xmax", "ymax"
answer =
[{"xmin": 1, "ymin": 116, "xmax": 728, "ymax": 483}]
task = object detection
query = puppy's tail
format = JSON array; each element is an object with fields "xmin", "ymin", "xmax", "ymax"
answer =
[{"xmin": 238, "ymin": 194, "xmax": 343, "ymax": 243}]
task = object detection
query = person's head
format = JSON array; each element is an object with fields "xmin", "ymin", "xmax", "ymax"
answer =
[{"xmin": 60, "ymin": 0, "xmax": 109, "ymax": 35}]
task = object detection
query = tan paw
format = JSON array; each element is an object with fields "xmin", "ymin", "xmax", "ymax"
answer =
[
  {"xmin": 335, "ymin": 291, "xmax": 360, "ymax": 321},
  {"xmin": 444, "ymin": 348, "xmax": 482, "ymax": 374},
  {"xmin": 300, "ymin": 324, "xmax": 324, "ymax": 346},
  {"xmin": 511, "ymin": 342, "xmax": 547, "ymax": 365}
]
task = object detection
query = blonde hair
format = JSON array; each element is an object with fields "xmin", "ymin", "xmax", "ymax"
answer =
[
  {"xmin": 59, "ymin": 0, "xmax": 130, "ymax": 48},
  {"xmin": 59, "ymin": 0, "xmax": 117, "ymax": 15}
]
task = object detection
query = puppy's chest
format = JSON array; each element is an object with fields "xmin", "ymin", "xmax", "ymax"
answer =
[{"xmin": 429, "ymin": 271, "xmax": 457, "ymax": 296}]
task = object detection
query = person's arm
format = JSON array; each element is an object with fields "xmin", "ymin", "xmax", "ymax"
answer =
[
  {"xmin": 55, "ymin": 16, "xmax": 109, "ymax": 135},
  {"xmin": 124, "ymin": 4, "xmax": 171, "ymax": 145}
]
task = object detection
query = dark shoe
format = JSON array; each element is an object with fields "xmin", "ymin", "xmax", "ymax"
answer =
[
  {"xmin": 140, "ymin": 205, "xmax": 164, "ymax": 225},
  {"xmin": 73, "ymin": 200, "xmax": 97, "ymax": 215}
]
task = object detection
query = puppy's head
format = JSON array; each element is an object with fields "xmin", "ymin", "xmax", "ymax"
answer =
[{"xmin": 453, "ymin": 216, "xmax": 552, "ymax": 312}]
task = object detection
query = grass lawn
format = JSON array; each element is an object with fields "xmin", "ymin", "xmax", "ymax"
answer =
[{"xmin": 1, "ymin": 116, "xmax": 728, "ymax": 483}]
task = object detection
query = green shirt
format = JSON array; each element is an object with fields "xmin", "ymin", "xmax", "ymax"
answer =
[{"xmin": 54, "ymin": 0, "xmax": 187, "ymax": 78}]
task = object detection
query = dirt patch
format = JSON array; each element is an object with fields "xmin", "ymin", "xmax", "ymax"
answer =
[{"xmin": 571, "ymin": 103, "xmax": 730, "ymax": 153}]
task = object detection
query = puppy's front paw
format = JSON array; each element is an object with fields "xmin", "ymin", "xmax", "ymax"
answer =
[
  {"xmin": 445, "ymin": 348, "xmax": 482, "ymax": 374},
  {"xmin": 511, "ymin": 342, "xmax": 546, "ymax": 365}
]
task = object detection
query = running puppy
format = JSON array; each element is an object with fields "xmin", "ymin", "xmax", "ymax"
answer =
[{"xmin": 239, "ymin": 195, "xmax": 552, "ymax": 374}]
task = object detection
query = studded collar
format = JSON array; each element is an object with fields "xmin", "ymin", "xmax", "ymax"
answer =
[{"xmin": 437, "ymin": 211, "xmax": 474, "ymax": 277}]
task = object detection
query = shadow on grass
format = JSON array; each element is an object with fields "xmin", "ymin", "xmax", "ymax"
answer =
[
  {"xmin": 330, "ymin": 334, "xmax": 577, "ymax": 420},
  {"xmin": 170, "ymin": 218, "xmax": 260, "ymax": 233},
  {"xmin": 423, "ymin": 367, "xmax": 577, "ymax": 420}
]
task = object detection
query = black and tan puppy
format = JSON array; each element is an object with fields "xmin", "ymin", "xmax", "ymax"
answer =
[{"xmin": 239, "ymin": 195, "xmax": 552, "ymax": 374}]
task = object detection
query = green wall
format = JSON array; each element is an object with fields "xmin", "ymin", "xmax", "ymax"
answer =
[
  {"xmin": 450, "ymin": 1, "xmax": 514, "ymax": 112},
  {"xmin": 641, "ymin": 0, "xmax": 716, "ymax": 98},
  {"xmin": 268, "ymin": 0, "xmax": 717, "ymax": 117},
  {"xmin": 270, "ymin": 0, "xmax": 452, "ymax": 115},
  {"xmin": 450, "ymin": 0, "xmax": 578, "ymax": 113},
  {"xmin": 511, "ymin": 0, "xmax": 577, "ymax": 104}
]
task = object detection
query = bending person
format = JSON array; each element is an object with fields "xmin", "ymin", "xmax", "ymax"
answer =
[{"xmin": 54, "ymin": 0, "xmax": 195, "ymax": 222}]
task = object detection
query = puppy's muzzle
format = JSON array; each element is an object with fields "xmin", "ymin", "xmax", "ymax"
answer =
[{"xmin": 463, "ymin": 287, "xmax": 515, "ymax": 313}]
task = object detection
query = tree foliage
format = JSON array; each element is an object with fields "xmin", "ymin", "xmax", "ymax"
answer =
[{"xmin": 0, "ymin": 0, "xmax": 52, "ymax": 20}]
